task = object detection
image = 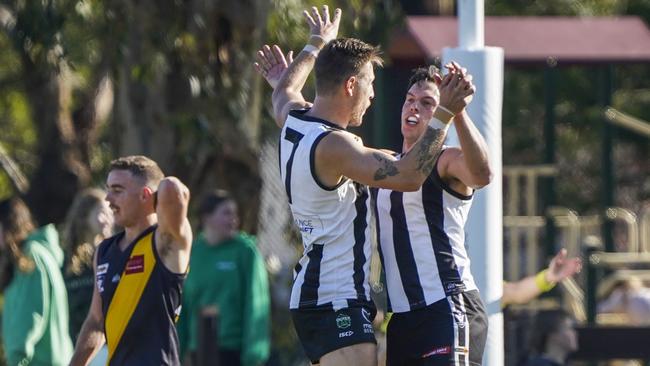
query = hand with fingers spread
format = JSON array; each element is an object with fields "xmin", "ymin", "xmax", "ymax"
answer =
[
  {"xmin": 546, "ymin": 248, "xmax": 582, "ymax": 284},
  {"xmin": 254, "ymin": 45, "xmax": 293, "ymax": 89},
  {"xmin": 303, "ymin": 5, "xmax": 342, "ymax": 48}
]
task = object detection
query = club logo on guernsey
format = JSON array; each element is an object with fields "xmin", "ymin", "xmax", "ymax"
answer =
[
  {"xmin": 125, "ymin": 255, "xmax": 145, "ymax": 275},
  {"xmin": 336, "ymin": 313, "xmax": 351, "ymax": 329}
]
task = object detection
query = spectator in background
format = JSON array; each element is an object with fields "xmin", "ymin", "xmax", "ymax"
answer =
[
  {"xmin": 503, "ymin": 248, "xmax": 582, "ymax": 307},
  {"xmin": 62, "ymin": 188, "xmax": 114, "ymax": 342},
  {"xmin": 178, "ymin": 190, "xmax": 270, "ymax": 366},
  {"xmin": 524, "ymin": 309, "xmax": 578, "ymax": 366},
  {"xmin": 598, "ymin": 276, "xmax": 650, "ymax": 326},
  {"xmin": 0, "ymin": 197, "xmax": 73, "ymax": 365}
]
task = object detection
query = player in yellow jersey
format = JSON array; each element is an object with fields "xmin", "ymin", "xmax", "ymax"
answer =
[{"xmin": 70, "ymin": 155, "xmax": 192, "ymax": 366}]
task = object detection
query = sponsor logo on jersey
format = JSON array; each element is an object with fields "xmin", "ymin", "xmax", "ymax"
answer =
[
  {"xmin": 294, "ymin": 215, "xmax": 324, "ymax": 237},
  {"xmin": 363, "ymin": 324, "xmax": 374, "ymax": 334},
  {"xmin": 361, "ymin": 308, "xmax": 372, "ymax": 323},
  {"xmin": 445, "ymin": 282, "xmax": 466, "ymax": 293},
  {"xmin": 336, "ymin": 313, "xmax": 352, "ymax": 329},
  {"xmin": 421, "ymin": 346, "xmax": 452, "ymax": 358},
  {"xmin": 125, "ymin": 255, "xmax": 145, "ymax": 275},
  {"xmin": 112, "ymin": 274, "xmax": 120, "ymax": 283},
  {"xmin": 96, "ymin": 277, "xmax": 104, "ymax": 293},
  {"xmin": 96, "ymin": 263, "xmax": 109, "ymax": 292}
]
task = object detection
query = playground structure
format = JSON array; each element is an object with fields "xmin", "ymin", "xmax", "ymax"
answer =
[{"xmin": 382, "ymin": 10, "xmax": 650, "ymax": 365}]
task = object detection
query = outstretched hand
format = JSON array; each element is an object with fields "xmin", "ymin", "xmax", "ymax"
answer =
[
  {"xmin": 254, "ymin": 45, "xmax": 293, "ymax": 89},
  {"xmin": 303, "ymin": 5, "xmax": 341, "ymax": 46},
  {"xmin": 546, "ymin": 248, "xmax": 583, "ymax": 283}
]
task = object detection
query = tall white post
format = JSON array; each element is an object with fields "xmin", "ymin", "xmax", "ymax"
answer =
[
  {"xmin": 458, "ymin": 0, "xmax": 484, "ymax": 49},
  {"xmin": 443, "ymin": 1, "xmax": 504, "ymax": 365}
]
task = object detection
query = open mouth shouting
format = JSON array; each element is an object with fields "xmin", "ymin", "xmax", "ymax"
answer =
[{"xmin": 405, "ymin": 115, "xmax": 420, "ymax": 126}]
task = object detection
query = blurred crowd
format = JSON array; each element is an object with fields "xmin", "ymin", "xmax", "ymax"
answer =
[{"xmin": 0, "ymin": 188, "xmax": 270, "ymax": 366}]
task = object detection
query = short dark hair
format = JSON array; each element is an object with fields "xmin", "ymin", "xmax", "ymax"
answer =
[
  {"xmin": 407, "ymin": 65, "xmax": 440, "ymax": 90},
  {"xmin": 109, "ymin": 155, "xmax": 164, "ymax": 189},
  {"xmin": 198, "ymin": 189, "xmax": 235, "ymax": 221},
  {"xmin": 315, "ymin": 38, "xmax": 383, "ymax": 95}
]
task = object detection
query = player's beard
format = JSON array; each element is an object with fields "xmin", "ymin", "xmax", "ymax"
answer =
[{"xmin": 350, "ymin": 105, "xmax": 367, "ymax": 127}]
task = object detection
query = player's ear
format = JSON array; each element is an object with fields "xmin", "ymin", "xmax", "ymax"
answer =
[
  {"xmin": 141, "ymin": 186, "xmax": 154, "ymax": 202},
  {"xmin": 434, "ymin": 73, "xmax": 443, "ymax": 85},
  {"xmin": 345, "ymin": 76, "xmax": 357, "ymax": 97}
]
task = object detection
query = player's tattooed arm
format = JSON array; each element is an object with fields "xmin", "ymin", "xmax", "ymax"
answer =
[
  {"xmin": 372, "ymin": 126, "xmax": 444, "ymax": 183},
  {"xmin": 373, "ymin": 153, "xmax": 399, "ymax": 181},
  {"xmin": 410, "ymin": 126, "xmax": 447, "ymax": 175}
]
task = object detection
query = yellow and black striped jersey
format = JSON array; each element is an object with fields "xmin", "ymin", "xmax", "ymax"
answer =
[{"xmin": 96, "ymin": 225, "xmax": 185, "ymax": 365}]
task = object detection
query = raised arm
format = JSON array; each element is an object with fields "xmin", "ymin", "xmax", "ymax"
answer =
[
  {"xmin": 317, "ymin": 70, "xmax": 475, "ymax": 191},
  {"xmin": 155, "ymin": 177, "xmax": 192, "ymax": 274},
  {"xmin": 437, "ymin": 62, "xmax": 491, "ymax": 191},
  {"xmin": 267, "ymin": 5, "xmax": 340, "ymax": 127},
  {"xmin": 255, "ymin": 46, "xmax": 293, "ymax": 90},
  {"xmin": 69, "ymin": 252, "xmax": 106, "ymax": 366},
  {"xmin": 502, "ymin": 249, "xmax": 582, "ymax": 306}
]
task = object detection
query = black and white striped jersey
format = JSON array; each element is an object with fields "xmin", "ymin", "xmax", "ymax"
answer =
[
  {"xmin": 280, "ymin": 110, "xmax": 373, "ymax": 311},
  {"xmin": 371, "ymin": 152, "xmax": 477, "ymax": 313}
]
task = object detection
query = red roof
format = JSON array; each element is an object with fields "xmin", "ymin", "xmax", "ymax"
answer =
[{"xmin": 389, "ymin": 16, "xmax": 650, "ymax": 64}]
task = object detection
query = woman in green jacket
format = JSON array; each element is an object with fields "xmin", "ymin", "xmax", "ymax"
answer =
[
  {"xmin": 0, "ymin": 197, "xmax": 73, "ymax": 366},
  {"xmin": 178, "ymin": 190, "xmax": 270, "ymax": 366}
]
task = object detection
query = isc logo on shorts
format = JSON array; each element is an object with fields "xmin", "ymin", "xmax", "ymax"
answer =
[{"xmin": 339, "ymin": 331, "xmax": 354, "ymax": 338}]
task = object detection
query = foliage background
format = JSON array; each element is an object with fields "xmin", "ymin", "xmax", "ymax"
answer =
[{"xmin": 0, "ymin": 0, "xmax": 648, "ymax": 365}]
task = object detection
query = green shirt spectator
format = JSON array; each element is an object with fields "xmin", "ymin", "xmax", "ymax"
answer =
[
  {"xmin": 1, "ymin": 198, "xmax": 73, "ymax": 366},
  {"xmin": 178, "ymin": 190, "xmax": 270, "ymax": 366}
]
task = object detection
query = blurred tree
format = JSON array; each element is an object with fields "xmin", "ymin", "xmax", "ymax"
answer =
[
  {"xmin": 0, "ymin": 0, "xmax": 271, "ymax": 229},
  {"xmin": 0, "ymin": 1, "xmax": 111, "ymax": 224}
]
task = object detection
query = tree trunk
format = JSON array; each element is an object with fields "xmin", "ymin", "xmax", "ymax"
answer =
[{"xmin": 23, "ymin": 63, "xmax": 90, "ymax": 225}]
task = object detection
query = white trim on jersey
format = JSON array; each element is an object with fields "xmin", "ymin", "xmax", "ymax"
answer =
[
  {"xmin": 373, "ymin": 154, "xmax": 478, "ymax": 313},
  {"xmin": 281, "ymin": 110, "xmax": 373, "ymax": 311}
]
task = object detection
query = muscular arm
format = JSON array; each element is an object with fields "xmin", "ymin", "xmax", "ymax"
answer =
[
  {"xmin": 155, "ymin": 177, "xmax": 192, "ymax": 274},
  {"xmin": 318, "ymin": 72, "xmax": 474, "ymax": 191},
  {"xmin": 319, "ymin": 108, "xmax": 450, "ymax": 191},
  {"xmin": 69, "ymin": 253, "xmax": 105, "ymax": 366},
  {"xmin": 439, "ymin": 110, "xmax": 492, "ymax": 189}
]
